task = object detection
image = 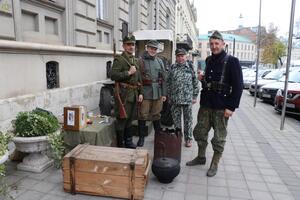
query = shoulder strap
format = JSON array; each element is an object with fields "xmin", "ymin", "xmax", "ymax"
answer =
[
  {"xmin": 188, "ymin": 61, "xmax": 196, "ymax": 78},
  {"xmin": 119, "ymin": 55, "xmax": 132, "ymax": 67},
  {"xmin": 219, "ymin": 54, "xmax": 230, "ymax": 84},
  {"xmin": 157, "ymin": 58, "xmax": 165, "ymax": 70}
]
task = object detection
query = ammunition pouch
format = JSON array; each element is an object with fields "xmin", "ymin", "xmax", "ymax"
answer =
[{"xmin": 202, "ymin": 81, "xmax": 232, "ymax": 95}]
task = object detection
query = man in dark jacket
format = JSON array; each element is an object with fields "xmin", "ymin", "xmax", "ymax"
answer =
[
  {"xmin": 111, "ymin": 35, "xmax": 143, "ymax": 149},
  {"xmin": 186, "ymin": 31, "xmax": 243, "ymax": 177}
]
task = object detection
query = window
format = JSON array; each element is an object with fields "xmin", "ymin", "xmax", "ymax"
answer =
[
  {"xmin": 104, "ymin": 32, "xmax": 110, "ymax": 44},
  {"xmin": 46, "ymin": 61, "xmax": 59, "ymax": 89},
  {"xmin": 45, "ymin": 16, "xmax": 58, "ymax": 35},
  {"xmin": 97, "ymin": 30, "xmax": 102, "ymax": 42},
  {"xmin": 96, "ymin": 0, "xmax": 107, "ymax": 20},
  {"xmin": 22, "ymin": 10, "xmax": 39, "ymax": 32}
]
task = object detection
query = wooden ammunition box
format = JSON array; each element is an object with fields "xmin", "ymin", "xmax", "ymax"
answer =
[{"xmin": 62, "ymin": 144, "xmax": 151, "ymax": 199}]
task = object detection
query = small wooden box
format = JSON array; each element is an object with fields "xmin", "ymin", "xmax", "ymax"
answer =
[
  {"xmin": 63, "ymin": 105, "xmax": 87, "ymax": 131},
  {"xmin": 62, "ymin": 144, "xmax": 151, "ymax": 200}
]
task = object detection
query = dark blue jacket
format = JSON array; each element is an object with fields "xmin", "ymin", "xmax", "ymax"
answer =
[{"xmin": 200, "ymin": 50, "xmax": 243, "ymax": 111}]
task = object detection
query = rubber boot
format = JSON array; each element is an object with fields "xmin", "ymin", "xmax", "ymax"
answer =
[
  {"xmin": 137, "ymin": 120, "xmax": 146, "ymax": 147},
  {"xmin": 186, "ymin": 143, "xmax": 207, "ymax": 166},
  {"xmin": 116, "ymin": 130, "xmax": 125, "ymax": 148},
  {"xmin": 153, "ymin": 120, "xmax": 161, "ymax": 133},
  {"xmin": 124, "ymin": 127, "xmax": 137, "ymax": 149},
  {"xmin": 207, "ymin": 152, "xmax": 222, "ymax": 177}
]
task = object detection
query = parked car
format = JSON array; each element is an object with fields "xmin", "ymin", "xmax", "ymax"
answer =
[
  {"xmin": 249, "ymin": 68, "xmax": 286, "ymax": 96},
  {"xmin": 243, "ymin": 69, "xmax": 272, "ymax": 89},
  {"xmin": 274, "ymin": 83, "xmax": 300, "ymax": 115},
  {"xmin": 260, "ymin": 68, "xmax": 300, "ymax": 103}
]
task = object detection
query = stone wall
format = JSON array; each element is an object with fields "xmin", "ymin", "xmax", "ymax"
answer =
[{"xmin": 0, "ymin": 81, "xmax": 102, "ymax": 132}]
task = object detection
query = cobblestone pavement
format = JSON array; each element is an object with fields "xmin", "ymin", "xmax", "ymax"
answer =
[{"xmin": 3, "ymin": 91, "xmax": 300, "ymax": 200}]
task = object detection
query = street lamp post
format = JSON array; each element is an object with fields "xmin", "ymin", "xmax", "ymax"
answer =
[
  {"xmin": 254, "ymin": 0, "xmax": 262, "ymax": 107},
  {"xmin": 280, "ymin": 0, "xmax": 297, "ymax": 130}
]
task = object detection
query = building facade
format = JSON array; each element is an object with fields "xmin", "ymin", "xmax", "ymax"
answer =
[
  {"xmin": 0, "ymin": 0, "xmax": 178, "ymax": 131},
  {"xmin": 198, "ymin": 33, "xmax": 256, "ymax": 69},
  {"xmin": 175, "ymin": 0, "xmax": 198, "ymax": 53}
]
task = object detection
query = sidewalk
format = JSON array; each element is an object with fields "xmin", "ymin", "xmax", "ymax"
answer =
[{"xmin": 3, "ymin": 91, "xmax": 300, "ymax": 200}]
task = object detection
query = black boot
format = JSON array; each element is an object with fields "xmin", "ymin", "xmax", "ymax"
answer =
[
  {"xmin": 116, "ymin": 130, "xmax": 125, "ymax": 148},
  {"xmin": 124, "ymin": 127, "xmax": 137, "ymax": 149},
  {"xmin": 137, "ymin": 120, "xmax": 146, "ymax": 147},
  {"xmin": 186, "ymin": 142, "xmax": 207, "ymax": 166},
  {"xmin": 207, "ymin": 152, "xmax": 222, "ymax": 177},
  {"xmin": 153, "ymin": 120, "xmax": 161, "ymax": 133}
]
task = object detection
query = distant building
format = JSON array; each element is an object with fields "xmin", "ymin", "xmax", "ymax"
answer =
[
  {"xmin": 222, "ymin": 26, "xmax": 267, "ymax": 43},
  {"xmin": 198, "ymin": 33, "xmax": 256, "ymax": 69}
]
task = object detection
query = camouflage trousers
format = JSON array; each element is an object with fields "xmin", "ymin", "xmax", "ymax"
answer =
[
  {"xmin": 171, "ymin": 104, "xmax": 193, "ymax": 141},
  {"xmin": 193, "ymin": 107, "xmax": 229, "ymax": 154}
]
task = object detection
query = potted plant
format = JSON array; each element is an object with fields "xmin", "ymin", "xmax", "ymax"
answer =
[{"xmin": 12, "ymin": 108, "xmax": 60, "ymax": 173}]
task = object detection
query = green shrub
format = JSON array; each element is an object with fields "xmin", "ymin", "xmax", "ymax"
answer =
[
  {"xmin": 0, "ymin": 132, "xmax": 11, "ymax": 157},
  {"xmin": 48, "ymin": 131, "xmax": 65, "ymax": 169},
  {"xmin": 13, "ymin": 108, "xmax": 59, "ymax": 137}
]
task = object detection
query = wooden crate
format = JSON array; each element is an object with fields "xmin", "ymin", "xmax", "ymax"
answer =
[{"xmin": 62, "ymin": 144, "xmax": 151, "ymax": 200}]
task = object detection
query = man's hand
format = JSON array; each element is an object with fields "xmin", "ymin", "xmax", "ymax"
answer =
[
  {"xmin": 224, "ymin": 109, "xmax": 233, "ymax": 118},
  {"xmin": 161, "ymin": 96, "xmax": 167, "ymax": 102},
  {"xmin": 138, "ymin": 94, "xmax": 143, "ymax": 102},
  {"xmin": 192, "ymin": 99, "xmax": 197, "ymax": 104},
  {"xmin": 198, "ymin": 70, "xmax": 204, "ymax": 81},
  {"xmin": 128, "ymin": 65, "xmax": 137, "ymax": 75}
]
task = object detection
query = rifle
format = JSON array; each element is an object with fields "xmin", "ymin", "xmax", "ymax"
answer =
[{"xmin": 114, "ymin": 82, "xmax": 127, "ymax": 119}]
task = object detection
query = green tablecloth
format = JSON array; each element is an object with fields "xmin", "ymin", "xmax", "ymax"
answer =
[{"xmin": 63, "ymin": 117, "xmax": 116, "ymax": 151}]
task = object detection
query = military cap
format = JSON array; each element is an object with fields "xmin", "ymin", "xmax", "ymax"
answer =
[
  {"xmin": 210, "ymin": 30, "xmax": 223, "ymax": 41},
  {"xmin": 175, "ymin": 48, "xmax": 187, "ymax": 55},
  {"xmin": 122, "ymin": 35, "xmax": 136, "ymax": 44},
  {"xmin": 146, "ymin": 40, "xmax": 159, "ymax": 48}
]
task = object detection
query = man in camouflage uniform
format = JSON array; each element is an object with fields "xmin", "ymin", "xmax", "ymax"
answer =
[
  {"xmin": 137, "ymin": 40, "xmax": 167, "ymax": 147},
  {"xmin": 167, "ymin": 48, "xmax": 199, "ymax": 147},
  {"xmin": 111, "ymin": 35, "xmax": 143, "ymax": 149},
  {"xmin": 186, "ymin": 31, "xmax": 243, "ymax": 177}
]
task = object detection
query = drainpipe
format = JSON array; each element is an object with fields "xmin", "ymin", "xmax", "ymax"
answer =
[{"xmin": 155, "ymin": 0, "xmax": 160, "ymax": 30}]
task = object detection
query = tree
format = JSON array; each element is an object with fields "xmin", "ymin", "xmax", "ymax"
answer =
[{"xmin": 261, "ymin": 23, "xmax": 286, "ymax": 68}]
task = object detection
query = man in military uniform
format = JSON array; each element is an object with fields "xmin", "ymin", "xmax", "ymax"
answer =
[
  {"xmin": 186, "ymin": 31, "xmax": 243, "ymax": 177},
  {"xmin": 167, "ymin": 48, "xmax": 199, "ymax": 147},
  {"xmin": 137, "ymin": 40, "xmax": 167, "ymax": 147},
  {"xmin": 111, "ymin": 35, "xmax": 143, "ymax": 149}
]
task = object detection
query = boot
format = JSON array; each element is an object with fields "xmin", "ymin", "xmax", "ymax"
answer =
[
  {"xmin": 124, "ymin": 127, "xmax": 137, "ymax": 149},
  {"xmin": 153, "ymin": 120, "xmax": 161, "ymax": 133},
  {"xmin": 186, "ymin": 143, "xmax": 207, "ymax": 166},
  {"xmin": 137, "ymin": 120, "xmax": 146, "ymax": 147},
  {"xmin": 207, "ymin": 152, "xmax": 222, "ymax": 177},
  {"xmin": 116, "ymin": 130, "xmax": 125, "ymax": 148}
]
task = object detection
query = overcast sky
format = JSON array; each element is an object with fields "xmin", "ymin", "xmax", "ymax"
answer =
[{"xmin": 194, "ymin": 0, "xmax": 300, "ymax": 37}]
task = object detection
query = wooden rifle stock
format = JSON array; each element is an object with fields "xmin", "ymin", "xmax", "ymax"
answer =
[{"xmin": 114, "ymin": 82, "xmax": 127, "ymax": 119}]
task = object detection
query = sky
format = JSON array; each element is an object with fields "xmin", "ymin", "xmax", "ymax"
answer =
[{"xmin": 194, "ymin": 0, "xmax": 300, "ymax": 37}]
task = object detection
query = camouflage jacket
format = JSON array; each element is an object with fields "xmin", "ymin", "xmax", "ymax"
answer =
[
  {"xmin": 139, "ymin": 51, "xmax": 167, "ymax": 100},
  {"xmin": 167, "ymin": 62, "xmax": 199, "ymax": 104},
  {"xmin": 111, "ymin": 52, "xmax": 143, "ymax": 103}
]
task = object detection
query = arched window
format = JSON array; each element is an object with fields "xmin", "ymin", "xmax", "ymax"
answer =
[{"xmin": 46, "ymin": 61, "xmax": 59, "ymax": 89}]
